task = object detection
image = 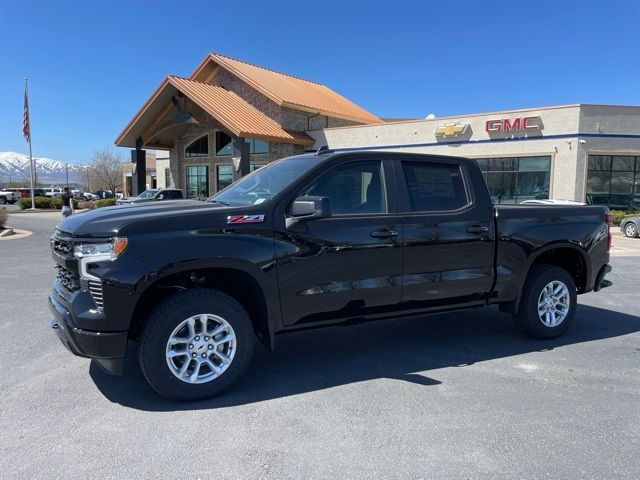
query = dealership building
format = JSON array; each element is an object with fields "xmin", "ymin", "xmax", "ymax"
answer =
[{"xmin": 116, "ymin": 54, "xmax": 640, "ymax": 210}]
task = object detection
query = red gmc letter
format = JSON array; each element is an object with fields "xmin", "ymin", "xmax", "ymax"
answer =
[
  {"xmin": 523, "ymin": 116, "xmax": 539, "ymax": 130},
  {"xmin": 486, "ymin": 120, "xmax": 502, "ymax": 132},
  {"xmin": 503, "ymin": 118, "xmax": 521, "ymax": 131}
]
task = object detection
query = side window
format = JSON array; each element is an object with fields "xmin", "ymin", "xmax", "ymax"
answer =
[
  {"xmin": 303, "ymin": 161, "xmax": 387, "ymax": 215},
  {"xmin": 402, "ymin": 162, "xmax": 469, "ymax": 212}
]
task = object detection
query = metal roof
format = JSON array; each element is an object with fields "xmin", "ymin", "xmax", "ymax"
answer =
[
  {"xmin": 168, "ymin": 76, "xmax": 314, "ymax": 145},
  {"xmin": 115, "ymin": 76, "xmax": 315, "ymax": 148},
  {"xmin": 191, "ymin": 53, "xmax": 383, "ymax": 125}
]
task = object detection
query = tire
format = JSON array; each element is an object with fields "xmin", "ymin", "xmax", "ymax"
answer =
[
  {"xmin": 138, "ymin": 288, "xmax": 255, "ymax": 401},
  {"xmin": 623, "ymin": 222, "xmax": 638, "ymax": 238},
  {"xmin": 0, "ymin": 197, "xmax": 6, "ymax": 205},
  {"xmin": 512, "ymin": 264, "xmax": 577, "ymax": 339}
]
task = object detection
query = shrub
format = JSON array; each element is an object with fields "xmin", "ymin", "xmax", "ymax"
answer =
[
  {"xmin": 0, "ymin": 207, "xmax": 7, "ymax": 228},
  {"xmin": 19, "ymin": 196, "xmax": 54, "ymax": 209},
  {"xmin": 83, "ymin": 200, "xmax": 97, "ymax": 209},
  {"xmin": 96, "ymin": 198, "xmax": 117, "ymax": 208},
  {"xmin": 610, "ymin": 210, "xmax": 640, "ymax": 225}
]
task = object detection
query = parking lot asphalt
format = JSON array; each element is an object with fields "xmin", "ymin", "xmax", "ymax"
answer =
[{"xmin": 1, "ymin": 212, "xmax": 639, "ymax": 480}]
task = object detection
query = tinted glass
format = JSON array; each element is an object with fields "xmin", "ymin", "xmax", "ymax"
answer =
[
  {"xmin": 304, "ymin": 161, "xmax": 386, "ymax": 215},
  {"xmin": 185, "ymin": 136, "xmax": 208, "ymax": 157},
  {"xmin": 519, "ymin": 157, "xmax": 551, "ymax": 171},
  {"xmin": 402, "ymin": 162, "xmax": 468, "ymax": 211},
  {"xmin": 612, "ymin": 156, "xmax": 635, "ymax": 171},
  {"xmin": 216, "ymin": 131, "xmax": 233, "ymax": 156},
  {"xmin": 588, "ymin": 155, "xmax": 611, "ymax": 171},
  {"xmin": 212, "ymin": 155, "xmax": 320, "ymax": 206},
  {"xmin": 186, "ymin": 166, "xmax": 208, "ymax": 198},
  {"xmin": 215, "ymin": 132, "xmax": 269, "ymax": 156},
  {"xmin": 217, "ymin": 165, "xmax": 233, "ymax": 191}
]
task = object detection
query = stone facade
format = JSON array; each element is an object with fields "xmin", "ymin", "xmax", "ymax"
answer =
[{"xmin": 169, "ymin": 69, "xmax": 357, "ymax": 196}]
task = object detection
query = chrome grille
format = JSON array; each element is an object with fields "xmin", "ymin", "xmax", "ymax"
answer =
[
  {"xmin": 88, "ymin": 280, "xmax": 104, "ymax": 308},
  {"xmin": 55, "ymin": 264, "xmax": 80, "ymax": 292}
]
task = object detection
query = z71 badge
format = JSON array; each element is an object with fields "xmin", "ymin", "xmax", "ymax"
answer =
[{"xmin": 227, "ymin": 214, "xmax": 265, "ymax": 224}]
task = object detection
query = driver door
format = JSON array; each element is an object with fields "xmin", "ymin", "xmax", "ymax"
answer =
[{"xmin": 275, "ymin": 156, "xmax": 404, "ymax": 327}]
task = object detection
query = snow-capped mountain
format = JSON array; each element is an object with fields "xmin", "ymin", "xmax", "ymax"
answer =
[{"xmin": 0, "ymin": 151, "xmax": 86, "ymax": 185}]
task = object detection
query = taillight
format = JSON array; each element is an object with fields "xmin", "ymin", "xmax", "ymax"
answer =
[{"xmin": 605, "ymin": 212, "xmax": 613, "ymax": 251}]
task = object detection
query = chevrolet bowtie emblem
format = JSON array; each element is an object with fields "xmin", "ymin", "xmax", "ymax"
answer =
[{"xmin": 435, "ymin": 123, "xmax": 468, "ymax": 137}]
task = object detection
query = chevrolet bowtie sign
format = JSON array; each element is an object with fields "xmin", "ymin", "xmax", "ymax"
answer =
[{"xmin": 435, "ymin": 123, "xmax": 469, "ymax": 138}]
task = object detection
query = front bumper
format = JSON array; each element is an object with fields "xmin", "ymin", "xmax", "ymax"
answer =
[{"xmin": 49, "ymin": 291, "xmax": 127, "ymax": 374}]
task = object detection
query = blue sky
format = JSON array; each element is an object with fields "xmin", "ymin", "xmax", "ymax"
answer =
[{"xmin": 1, "ymin": 0, "xmax": 639, "ymax": 164}]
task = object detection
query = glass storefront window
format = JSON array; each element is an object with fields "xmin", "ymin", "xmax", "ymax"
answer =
[
  {"xmin": 586, "ymin": 155, "xmax": 639, "ymax": 211},
  {"xmin": 475, "ymin": 156, "xmax": 551, "ymax": 204},
  {"xmin": 186, "ymin": 165, "xmax": 208, "ymax": 198},
  {"xmin": 216, "ymin": 165, "xmax": 234, "ymax": 191},
  {"xmin": 185, "ymin": 136, "xmax": 208, "ymax": 157},
  {"xmin": 215, "ymin": 131, "xmax": 269, "ymax": 156}
]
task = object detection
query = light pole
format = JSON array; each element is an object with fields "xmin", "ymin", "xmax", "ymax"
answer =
[{"xmin": 65, "ymin": 163, "xmax": 69, "ymax": 188}]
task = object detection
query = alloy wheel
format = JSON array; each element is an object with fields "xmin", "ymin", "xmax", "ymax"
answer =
[
  {"xmin": 165, "ymin": 313, "xmax": 237, "ymax": 384},
  {"xmin": 537, "ymin": 280, "xmax": 571, "ymax": 327}
]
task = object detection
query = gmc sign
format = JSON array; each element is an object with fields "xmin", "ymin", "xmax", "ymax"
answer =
[{"xmin": 486, "ymin": 116, "xmax": 541, "ymax": 132}]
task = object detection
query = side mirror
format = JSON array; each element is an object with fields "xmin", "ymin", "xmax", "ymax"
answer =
[
  {"xmin": 156, "ymin": 194, "xmax": 164, "ymax": 200},
  {"xmin": 286, "ymin": 196, "xmax": 331, "ymax": 228}
]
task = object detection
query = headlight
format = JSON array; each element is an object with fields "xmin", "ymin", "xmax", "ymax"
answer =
[{"xmin": 74, "ymin": 237, "xmax": 128, "ymax": 260}]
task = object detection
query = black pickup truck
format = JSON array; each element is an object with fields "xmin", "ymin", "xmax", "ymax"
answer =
[{"xmin": 49, "ymin": 151, "xmax": 613, "ymax": 400}]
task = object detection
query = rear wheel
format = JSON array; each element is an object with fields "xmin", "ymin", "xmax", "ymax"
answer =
[
  {"xmin": 512, "ymin": 264, "xmax": 577, "ymax": 339},
  {"xmin": 138, "ymin": 288, "xmax": 255, "ymax": 401},
  {"xmin": 0, "ymin": 197, "xmax": 6, "ymax": 204},
  {"xmin": 624, "ymin": 222, "xmax": 638, "ymax": 238}
]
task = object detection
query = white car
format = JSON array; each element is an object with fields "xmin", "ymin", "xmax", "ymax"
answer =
[
  {"xmin": 44, "ymin": 188, "xmax": 62, "ymax": 198},
  {"xmin": 0, "ymin": 190, "xmax": 19, "ymax": 204},
  {"xmin": 71, "ymin": 190, "xmax": 84, "ymax": 200},
  {"xmin": 84, "ymin": 193, "xmax": 100, "ymax": 201}
]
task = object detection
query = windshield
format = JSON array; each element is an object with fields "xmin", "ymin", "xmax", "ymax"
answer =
[
  {"xmin": 138, "ymin": 189, "xmax": 159, "ymax": 199},
  {"xmin": 211, "ymin": 155, "xmax": 320, "ymax": 206}
]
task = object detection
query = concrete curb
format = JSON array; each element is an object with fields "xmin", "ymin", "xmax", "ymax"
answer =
[{"xmin": 0, "ymin": 228, "xmax": 33, "ymax": 240}]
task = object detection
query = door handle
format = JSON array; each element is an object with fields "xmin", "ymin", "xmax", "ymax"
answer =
[
  {"xmin": 466, "ymin": 225, "xmax": 489, "ymax": 234},
  {"xmin": 371, "ymin": 229, "xmax": 399, "ymax": 238}
]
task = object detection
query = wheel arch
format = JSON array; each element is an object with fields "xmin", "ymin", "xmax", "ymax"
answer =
[
  {"xmin": 525, "ymin": 243, "xmax": 590, "ymax": 293},
  {"xmin": 130, "ymin": 261, "xmax": 277, "ymax": 351}
]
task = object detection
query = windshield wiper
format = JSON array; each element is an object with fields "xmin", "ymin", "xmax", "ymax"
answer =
[{"xmin": 210, "ymin": 199, "xmax": 230, "ymax": 206}]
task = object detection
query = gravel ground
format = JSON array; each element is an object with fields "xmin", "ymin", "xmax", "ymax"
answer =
[{"xmin": 1, "ymin": 212, "xmax": 638, "ymax": 480}]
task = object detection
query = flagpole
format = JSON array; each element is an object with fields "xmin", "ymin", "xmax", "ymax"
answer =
[{"xmin": 25, "ymin": 77, "xmax": 35, "ymax": 210}]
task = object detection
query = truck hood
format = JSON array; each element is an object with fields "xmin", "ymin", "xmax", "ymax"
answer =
[{"xmin": 57, "ymin": 200, "xmax": 234, "ymax": 237}]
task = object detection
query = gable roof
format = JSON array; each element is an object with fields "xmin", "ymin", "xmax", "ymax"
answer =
[
  {"xmin": 191, "ymin": 53, "xmax": 382, "ymax": 125},
  {"xmin": 114, "ymin": 76, "xmax": 314, "ymax": 148}
]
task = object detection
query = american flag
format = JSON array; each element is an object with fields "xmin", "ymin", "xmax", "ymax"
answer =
[{"xmin": 23, "ymin": 83, "xmax": 30, "ymax": 143}]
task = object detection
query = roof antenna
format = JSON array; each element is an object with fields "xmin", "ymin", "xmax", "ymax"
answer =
[{"xmin": 315, "ymin": 145, "xmax": 331, "ymax": 155}]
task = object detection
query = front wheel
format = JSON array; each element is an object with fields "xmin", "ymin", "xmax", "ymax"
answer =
[
  {"xmin": 512, "ymin": 264, "xmax": 577, "ymax": 339},
  {"xmin": 138, "ymin": 288, "xmax": 255, "ymax": 401},
  {"xmin": 624, "ymin": 222, "xmax": 638, "ymax": 238}
]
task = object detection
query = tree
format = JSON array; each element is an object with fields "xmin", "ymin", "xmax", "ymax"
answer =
[{"xmin": 87, "ymin": 149, "xmax": 124, "ymax": 193}]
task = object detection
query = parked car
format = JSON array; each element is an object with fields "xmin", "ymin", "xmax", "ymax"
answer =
[
  {"xmin": 620, "ymin": 217, "xmax": 640, "ymax": 238},
  {"xmin": 116, "ymin": 188, "xmax": 184, "ymax": 205},
  {"xmin": 5, "ymin": 187, "xmax": 46, "ymax": 198},
  {"xmin": 95, "ymin": 190, "xmax": 114, "ymax": 199},
  {"xmin": 0, "ymin": 189, "xmax": 20, "ymax": 204},
  {"xmin": 84, "ymin": 193, "xmax": 100, "ymax": 201},
  {"xmin": 71, "ymin": 190, "xmax": 84, "ymax": 200},
  {"xmin": 44, "ymin": 188, "xmax": 62, "ymax": 198},
  {"xmin": 49, "ymin": 151, "xmax": 613, "ymax": 401}
]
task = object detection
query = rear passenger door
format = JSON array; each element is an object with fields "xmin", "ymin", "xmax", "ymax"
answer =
[{"xmin": 394, "ymin": 156, "xmax": 495, "ymax": 309}]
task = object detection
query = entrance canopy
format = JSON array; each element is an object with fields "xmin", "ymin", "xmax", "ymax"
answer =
[{"xmin": 115, "ymin": 75, "xmax": 315, "ymax": 149}]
